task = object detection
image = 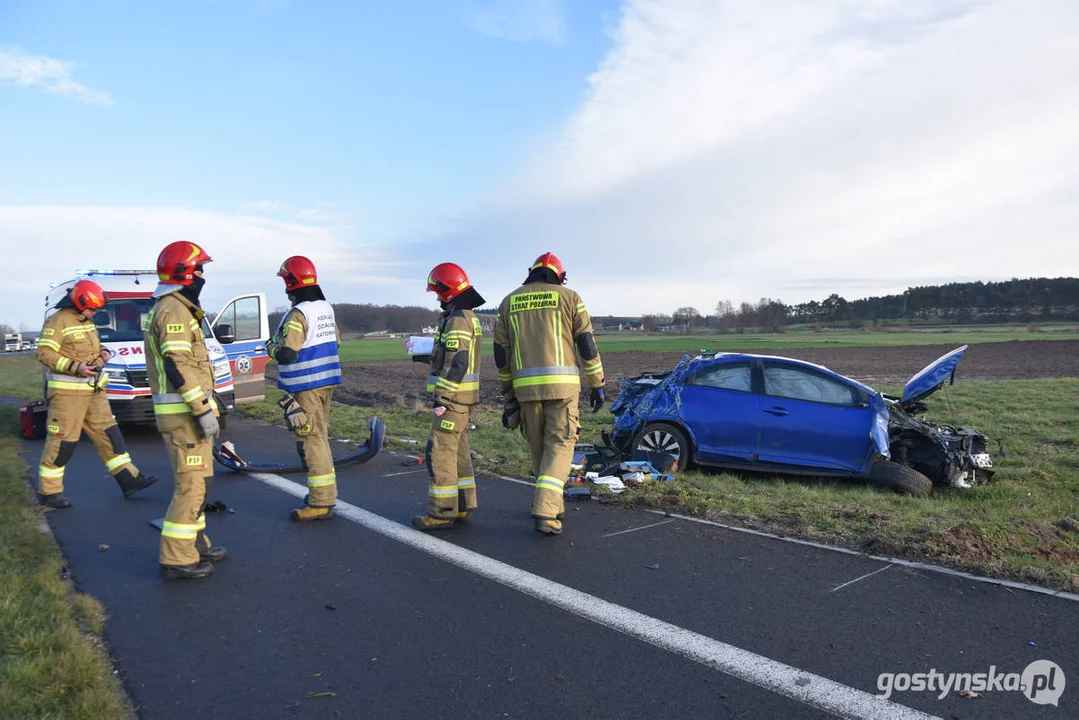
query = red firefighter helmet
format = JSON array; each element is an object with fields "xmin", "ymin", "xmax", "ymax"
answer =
[
  {"xmin": 530, "ymin": 252, "xmax": 566, "ymax": 284},
  {"xmin": 157, "ymin": 241, "xmax": 212, "ymax": 285},
  {"xmin": 277, "ymin": 256, "xmax": 318, "ymax": 291},
  {"xmin": 70, "ymin": 279, "xmax": 108, "ymax": 312},
  {"xmin": 426, "ymin": 263, "xmax": 472, "ymax": 304}
]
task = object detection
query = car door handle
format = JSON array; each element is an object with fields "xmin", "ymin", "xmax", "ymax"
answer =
[
  {"xmin": 764, "ymin": 407, "xmax": 789, "ymax": 416},
  {"xmin": 254, "ymin": 345, "xmax": 265, "ymax": 352}
]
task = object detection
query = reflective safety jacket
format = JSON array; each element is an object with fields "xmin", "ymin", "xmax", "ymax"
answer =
[
  {"xmin": 427, "ymin": 308, "xmax": 482, "ymax": 406},
  {"xmin": 144, "ymin": 289, "xmax": 218, "ymax": 431},
  {"xmin": 493, "ymin": 282, "xmax": 604, "ymax": 402},
  {"xmin": 275, "ymin": 300, "xmax": 342, "ymax": 392},
  {"xmin": 37, "ymin": 307, "xmax": 103, "ymax": 395}
]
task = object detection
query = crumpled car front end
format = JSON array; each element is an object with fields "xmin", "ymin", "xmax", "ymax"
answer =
[{"xmin": 885, "ymin": 401, "xmax": 995, "ymax": 488}]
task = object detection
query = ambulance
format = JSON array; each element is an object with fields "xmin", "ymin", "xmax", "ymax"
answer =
[{"xmin": 44, "ymin": 270, "xmax": 272, "ymax": 425}]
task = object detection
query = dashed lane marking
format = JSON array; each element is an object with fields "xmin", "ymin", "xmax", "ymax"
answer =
[{"xmin": 251, "ymin": 471, "xmax": 939, "ymax": 720}]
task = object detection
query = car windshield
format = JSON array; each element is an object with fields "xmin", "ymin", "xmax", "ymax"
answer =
[{"xmin": 94, "ymin": 298, "xmax": 154, "ymax": 343}]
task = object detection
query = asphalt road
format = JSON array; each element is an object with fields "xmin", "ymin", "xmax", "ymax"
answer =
[{"xmin": 19, "ymin": 414, "xmax": 1078, "ymax": 720}]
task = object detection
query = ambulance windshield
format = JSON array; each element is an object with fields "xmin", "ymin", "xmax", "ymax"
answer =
[{"xmin": 95, "ymin": 298, "xmax": 154, "ymax": 343}]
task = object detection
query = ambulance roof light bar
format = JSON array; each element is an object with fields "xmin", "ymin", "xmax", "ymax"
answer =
[{"xmin": 74, "ymin": 269, "xmax": 157, "ymax": 276}]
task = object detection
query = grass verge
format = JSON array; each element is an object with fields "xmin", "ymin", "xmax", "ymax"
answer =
[
  {"xmin": 0, "ymin": 406, "xmax": 132, "ymax": 719},
  {"xmin": 241, "ymin": 379, "xmax": 1079, "ymax": 592}
]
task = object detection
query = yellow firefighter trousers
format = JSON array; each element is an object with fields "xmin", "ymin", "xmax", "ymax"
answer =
[
  {"xmin": 38, "ymin": 390, "xmax": 139, "ymax": 495},
  {"xmin": 424, "ymin": 401, "xmax": 477, "ymax": 519},
  {"xmin": 520, "ymin": 396, "xmax": 579, "ymax": 520},
  {"xmin": 159, "ymin": 417, "xmax": 214, "ymax": 567},
  {"xmin": 295, "ymin": 387, "xmax": 337, "ymax": 507}
]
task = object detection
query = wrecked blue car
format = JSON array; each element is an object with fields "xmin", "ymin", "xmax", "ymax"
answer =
[{"xmin": 606, "ymin": 346, "xmax": 994, "ymax": 496}]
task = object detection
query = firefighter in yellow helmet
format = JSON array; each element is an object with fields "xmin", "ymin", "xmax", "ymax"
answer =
[
  {"xmin": 35, "ymin": 279, "xmax": 158, "ymax": 508},
  {"xmin": 494, "ymin": 252, "xmax": 605, "ymax": 535},
  {"xmin": 145, "ymin": 241, "xmax": 226, "ymax": 580},
  {"xmin": 410, "ymin": 263, "xmax": 485, "ymax": 530},
  {"xmin": 265, "ymin": 256, "xmax": 342, "ymax": 522}
]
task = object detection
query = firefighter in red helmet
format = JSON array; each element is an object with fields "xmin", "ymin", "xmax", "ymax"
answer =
[
  {"xmin": 265, "ymin": 256, "xmax": 343, "ymax": 522},
  {"xmin": 35, "ymin": 279, "xmax": 158, "ymax": 509},
  {"xmin": 409, "ymin": 262, "xmax": 485, "ymax": 530},
  {"xmin": 144, "ymin": 241, "xmax": 227, "ymax": 580},
  {"xmin": 494, "ymin": 252, "xmax": 605, "ymax": 535}
]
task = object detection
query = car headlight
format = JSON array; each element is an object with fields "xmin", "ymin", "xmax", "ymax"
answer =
[
  {"xmin": 213, "ymin": 360, "xmax": 231, "ymax": 378},
  {"xmin": 104, "ymin": 368, "xmax": 128, "ymax": 383}
]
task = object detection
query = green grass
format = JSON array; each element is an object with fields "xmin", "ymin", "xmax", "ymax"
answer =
[
  {"xmin": 0, "ymin": 353, "xmax": 44, "ymax": 401},
  {"xmin": 240, "ymin": 379, "xmax": 1079, "ymax": 591},
  {"xmin": 0, "ymin": 407, "xmax": 132, "ymax": 719},
  {"xmin": 336, "ymin": 325, "xmax": 1079, "ymax": 362}
]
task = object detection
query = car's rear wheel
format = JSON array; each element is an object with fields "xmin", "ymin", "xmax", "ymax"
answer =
[
  {"xmin": 868, "ymin": 460, "xmax": 932, "ymax": 496},
  {"xmin": 636, "ymin": 423, "xmax": 690, "ymax": 470}
]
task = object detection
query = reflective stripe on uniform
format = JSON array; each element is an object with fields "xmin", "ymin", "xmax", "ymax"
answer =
[
  {"xmin": 181, "ymin": 387, "xmax": 204, "ymax": 402},
  {"xmin": 457, "ymin": 476, "xmax": 476, "ymax": 489},
  {"xmin": 62, "ymin": 325, "xmax": 96, "ymax": 336},
  {"xmin": 105, "ymin": 453, "xmax": 132, "ymax": 472},
  {"xmin": 154, "ymin": 403, "xmax": 191, "ymax": 415},
  {"xmin": 159, "ymin": 340, "xmax": 192, "ymax": 353},
  {"xmin": 47, "ymin": 379, "xmax": 95, "ymax": 391},
  {"xmin": 513, "ymin": 365, "xmax": 579, "ymax": 378},
  {"xmin": 536, "ymin": 475, "xmax": 565, "ymax": 493},
  {"xmin": 513, "ymin": 375, "xmax": 581, "ymax": 388},
  {"xmin": 46, "ymin": 372, "xmax": 94, "ymax": 384},
  {"xmin": 39, "ymin": 466, "xmax": 65, "ymax": 479},
  {"xmin": 153, "ymin": 393, "xmax": 185, "ymax": 404},
  {"xmin": 38, "ymin": 338, "xmax": 61, "ymax": 351},
  {"xmin": 583, "ymin": 359, "xmax": 604, "ymax": 377},
  {"xmin": 161, "ymin": 521, "xmax": 199, "ymax": 539},
  {"xmin": 307, "ymin": 473, "xmax": 336, "ymax": 488},
  {"xmin": 428, "ymin": 484, "xmax": 458, "ymax": 498}
]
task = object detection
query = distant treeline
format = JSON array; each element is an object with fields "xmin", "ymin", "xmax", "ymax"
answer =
[
  {"xmin": 268, "ymin": 278, "xmax": 1079, "ymax": 336},
  {"xmin": 625, "ymin": 277, "xmax": 1079, "ymax": 332}
]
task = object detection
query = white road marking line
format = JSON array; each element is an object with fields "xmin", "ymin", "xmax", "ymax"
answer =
[
  {"xmin": 380, "ymin": 468, "xmax": 428, "ymax": 477},
  {"xmin": 251, "ymin": 471, "xmax": 939, "ymax": 720},
  {"xmin": 600, "ymin": 518, "xmax": 676, "ymax": 538},
  {"xmin": 832, "ymin": 564, "xmax": 895, "ymax": 593},
  {"xmin": 649, "ymin": 510, "xmax": 1079, "ymax": 603}
]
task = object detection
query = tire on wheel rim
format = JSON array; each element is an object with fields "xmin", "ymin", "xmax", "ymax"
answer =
[
  {"xmin": 636, "ymin": 422, "xmax": 690, "ymax": 470},
  {"xmin": 868, "ymin": 460, "xmax": 932, "ymax": 496}
]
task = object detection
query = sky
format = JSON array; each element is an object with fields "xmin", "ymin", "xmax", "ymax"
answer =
[{"xmin": 2, "ymin": 0, "xmax": 1078, "ymax": 330}]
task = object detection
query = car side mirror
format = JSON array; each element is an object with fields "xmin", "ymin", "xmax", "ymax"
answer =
[{"xmin": 215, "ymin": 324, "xmax": 235, "ymax": 344}]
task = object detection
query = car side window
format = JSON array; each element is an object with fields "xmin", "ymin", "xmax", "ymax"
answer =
[
  {"xmin": 763, "ymin": 365, "xmax": 858, "ymax": 406},
  {"xmin": 687, "ymin": 363, "xmax": 752, "ymax": 392}
]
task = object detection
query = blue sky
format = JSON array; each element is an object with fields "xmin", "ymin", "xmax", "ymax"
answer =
[{"xmin": 3, "ymin": 0, "xmax": 1079, "ymax": 330}]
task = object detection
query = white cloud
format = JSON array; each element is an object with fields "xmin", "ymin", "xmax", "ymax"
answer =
[
  {"xmin": 0, "ymin": 206, "xmax": 414, "ymax": 329},
  {"xmin": 467, "ymin": 0, "xmax": 566, "ymax": 46},
  {"xmin": 0, "ymin": 47, "xmax": 112, "ymax": 106},
  {"xmin": 439, "ymin": 0, "xmax": 1079, "ymax": 315}
]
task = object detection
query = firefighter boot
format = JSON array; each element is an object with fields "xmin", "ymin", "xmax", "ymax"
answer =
[
  {"xmin": 534, "ymin": 517, "xmax": 563, "ymax": 535},
  {"xmin": 160, "ymin": 562, "xmax": 214, "ymax": 580},
  {"xmin": 456, "ymin": 509, "xmax": 474, "ymax": 525},
  {"xmin": 38, "ymin": 493, "xmax": 72, "ymax": 509},
  {"xmin": 200, "ymin": 546, "xmax": 228, "ymax": 563},
  {"xmin": 412, "ymin": 514, "xmax": 456, "ymax": 530},
  {"xmin": 115, "ymin": 468, "xmax": 160, "ymax": 498},
  {"xmin": 291, "ymin": 505, "xmax": 334, "ymax": 523}
]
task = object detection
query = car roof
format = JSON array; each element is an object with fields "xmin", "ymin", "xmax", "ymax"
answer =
[{"xmin": 688, "ymin": 351, "xmax": 875, "ymax": 392}]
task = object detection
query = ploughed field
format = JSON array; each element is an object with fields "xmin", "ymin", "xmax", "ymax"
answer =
[{"xmin": 327, "ymin": 340, "xmax": 1079, "ymax": 409}]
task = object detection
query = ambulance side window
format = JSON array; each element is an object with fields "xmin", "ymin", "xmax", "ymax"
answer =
[{"xmin": 217, "ymin": 297, "xmax": 262, "ymax": 341}]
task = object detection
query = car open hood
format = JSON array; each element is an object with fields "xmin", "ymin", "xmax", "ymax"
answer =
[{"xmin": 900, "ymin": 345, "xmax": 968, "ymax": 404}]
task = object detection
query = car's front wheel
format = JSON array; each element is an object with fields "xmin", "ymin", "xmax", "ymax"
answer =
[
  {"xmin": 868, "ymin": 460, "xmax": 932, "ymax": 496},
  {"xmin": 636, "ymin": 422, "xmax": 690, "ymax": 470}
]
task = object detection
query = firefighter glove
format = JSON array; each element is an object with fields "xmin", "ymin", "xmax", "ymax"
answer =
[
  {"xmin": 278, "ymin": 393, "xmax": 311, "ymax": 436},
  {"xmin": 195, "ymin": 409, "xmax": 221, "ymax": 441},
  {"xmin": 502, "ymin": 399, "xmax": 521, "ymax": 430},
  {"xmin": 90, "ymin": 368, "xmax": 110, "ymax": 392},
  {"xmin": 589, "ymin": 387, "xmax": 606, "ymax": 414},
  {"xmin": 265, "ymin": 338, "xmax": 280, "ymax": 361}
]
